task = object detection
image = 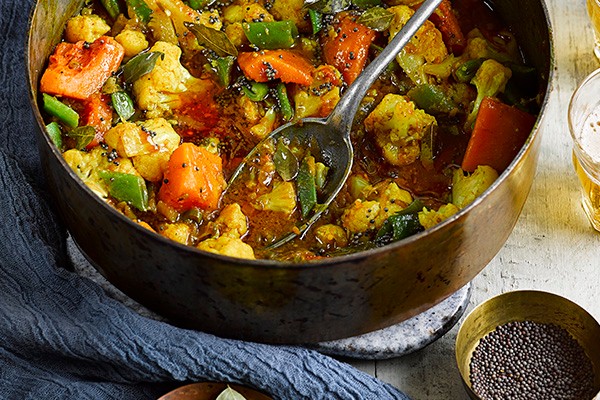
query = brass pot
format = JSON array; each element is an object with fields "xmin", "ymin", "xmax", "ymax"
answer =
[
  {"xmin": 26, "ymin": 0, "xmax": 554, "ymax": 344},
  {"xmin": 456, "ymin": 290, "xmax": 600, "ymax": 399}
]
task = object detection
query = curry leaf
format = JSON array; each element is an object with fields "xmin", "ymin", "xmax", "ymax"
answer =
[
  {"xmin": 215, "ymin": 386, "xmax": 247, "ymax": 400},
  {"xmin": 357, "ymin": 6, "xmax": 394, "ymax": 31},
  {"xmin": 185, "ymin": 22, "xmax": 238, "ymax": 57},
  {"xmin": 304, "ymin": 0, "xmax": 351, "ymax": 14},
  {"xmin": 67, "ymin": 126, "xmax": 96, "ymax": 150},
  {"xmin": 273, "ymin": 139, "xmax": 299, "ymax": 181},
  {"xmin": 111, "ymin": 91, "xmax": 135, "ymax": 122},
  {"xmin": 122, "ymin": 51, "xmax": 164, "ymax": 84}
]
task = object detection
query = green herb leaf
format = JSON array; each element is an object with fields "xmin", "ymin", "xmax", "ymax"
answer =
[
  {"xmin": 304, "ymin": 0, "xmax": 351, "ymax": 14},
  {"xmin": 185, "ymin": 22, "xmax": 238, "ymax": 57},
  {"xmin": 215, "ymin": 386, "xmax": 247, "ymax": 400},
  {"xmin": 122, "ymin": 51, "xmax": 164, "ymax": 84},
  {"xmin": 67, "ymin": 126, "xmax": 96, "ymax": 150},
  {"xmin": 273, "ymin": 139, "xmax": 299, "ymax": 181},
  {"xmin": 111, "ymin": 91, "xmax": 135, "ymax": 122},
  {"xmin": 375, "ymin": 199, "xmax": 425, "ymax": 245},
  {"xmin": 357, "ymin": 6, "xmax": 394, "ymax": 31}
]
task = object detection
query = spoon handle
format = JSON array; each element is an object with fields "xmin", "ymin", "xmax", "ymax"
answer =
[{"xmin": 327, "ymin": 0, "xmax": 444, "ymax": 133}]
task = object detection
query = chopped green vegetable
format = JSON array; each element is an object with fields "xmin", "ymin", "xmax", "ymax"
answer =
[
  {"xmin": 308, "ymin": 9, "xmax": 322, "ymax": 34},
  {"xmin": 454, "ymin": 58, "xmax": 484, "ymax": 83},
  {"xmin": 314, "ymin": 161, "xmax": 329, "ymax": 189},
  {"xmin": 375, "ymin": 199, "xmax": 424, "ymax": 245},
  {"xmin": 42, "ymin": 93, "xmax": 79, "ymax": 129},
  {"xmin": 45, "ymin": 121, "xmax": 63, "ymax": 149},
  {"xmin": 185, "ymin": 22, "xmax": 238, "ymax": 57},
  {"xmin": 125, "ymin": 0, "xmax": 153, "ymax": 24},
  {"xmin": 297, "ymin": 155, "xmax": 317, "ymax": 219},
  {"xmin": 273, "ymin": 139, "xmax": 299, "ymax": 181},
  {"xmin": 111, "ymin": 91, "xmax": 135, "ymax": 121},
  {"xmin": 215, "ymin": 386, "xmax": 247, "ymax": 400},
  {"xmin": 187, "ymin": 0, "xmax": 207, "ymax": 10},
  {"xmin": 351, "ymin": 0, "xmax": 382, "ymax": 9},
  {"xmin": 304, "ymin": 0, "xmax": 351, "ymax": 14},
  {"xmin": 407, "ymin": 84, "xmax": 456, "ymax": 115},
  {"xmin": 122, "ymin": 51, "xmax": 164, "ymax": 84},
  {"xmin": 275, "ymin": 83, "xmax": 294, "ymax": 121},
  {"xmin": 66, "ymin": 126, "xmax": 96, "ymax": 150},
  {"xmin": 349, "ymin": 175, "xmax": 371, "ymax": 199},
  {"xmin": 98, "ymin": 170, "xmax": 149, "ymax": 211},
  {"xmin": 100, "ymin": 0, "xmax": 121, "ymax": 19},
  {"xmin": 357, "ymin": 6, "xmax": 393, "ymax": 32},
  {"xmin": 211, "ymin": 56, "xmax": 235, "ymax": 87},
  {"xmin": 243, "ymin": 21, "xmax": 298, "ymax": 50},
  {"xmin": 243, "ymin": 81, "xmax": 269, "ymax": 102}
]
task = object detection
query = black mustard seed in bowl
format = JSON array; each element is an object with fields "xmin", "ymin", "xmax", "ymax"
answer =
[
  {"xmin": 470, "ymin": 320, "xmax": 595, "ymax": 399},
  {"xmin": 455, "ymin": 291, "xmax": 600, "ymax": 400}
]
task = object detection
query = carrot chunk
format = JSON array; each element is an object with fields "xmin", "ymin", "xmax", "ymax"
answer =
[
  {"xmin": 82, "ymin": 93, "xmax": 113, "ymax": 149},
  {"xmin": 322, "ymin": 13, "xmax": 376, "ymax": 85},
  {"xmin": 461, "ymin": 97, "xmax": 536, "ymax": 173},
  {"xmin": 427, "ymin": 0, "xmax": 466, "ymax": 54},
  {"xmin": 237, "ymin": 50, "xmax": 314, "ymax": 86},
  {"xmin": 158, "ymin": 143, "xmax": 226, "ymax": 212},
  {"xmin": 40, "ymin": 36, "xmax": 125, "ymax": 100}
]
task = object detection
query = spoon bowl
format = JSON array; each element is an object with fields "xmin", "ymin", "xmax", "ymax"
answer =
[{"xmin": 226, "ymin": 0, "xmax": 444, "ymax": 248}]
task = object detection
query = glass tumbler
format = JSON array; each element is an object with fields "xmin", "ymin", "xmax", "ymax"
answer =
[{"xmin": 569, "ymin": 68, "xmax": 600, "ymax": 231}]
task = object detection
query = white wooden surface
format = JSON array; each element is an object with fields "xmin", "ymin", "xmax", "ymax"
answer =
[{"xmin": 350, "ymin": 1, "xmax": 600, "ymax": 398}]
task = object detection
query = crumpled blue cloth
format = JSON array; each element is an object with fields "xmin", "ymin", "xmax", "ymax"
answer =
[{"xmin": 0, "ymin": 1, "xmax": 411, "ymax": 399}]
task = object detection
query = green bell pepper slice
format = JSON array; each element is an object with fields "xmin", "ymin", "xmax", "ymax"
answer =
[
  {"xmin": 243, "ymin": 81, "xmax": 269, "ymax": 102},
  {"xmin": 100, "ymin": 0, "xmax": 121, "ymax": 19},
  {"xmin": 98, "ymin": 170, "xmax": 149, "ymax": 212},
  {"xmin": 242, "ymin": 20, "xmax": 298, "ymax": 50},
  {"xmin": 275, "ymin": 83, "xmax": 294, "ymax": 122},
  {"xmin": 407, "ymin": 84, "xmax": 456, "ymax": 115},
  {"xmin": 42, "ymin": 93, "xmax": 79, "ymax": 129},
  {"xmin": 125, "ymin": 0, "xmax": 153, "ymax": 24},
  {"xmin": 297, "ymin": 155, "xmax": 317, "ymax": 219},
  {"xmin": 45, "ymin": 121, "xmax": 63, "ymax": 149}
]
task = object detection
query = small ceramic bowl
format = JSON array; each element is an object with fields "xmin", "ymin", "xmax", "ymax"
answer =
[{"xmin": 455, "ymin": 290, "xmax": 600, "ymax": 399}]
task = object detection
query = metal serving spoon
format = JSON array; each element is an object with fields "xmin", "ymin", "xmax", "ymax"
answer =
[{"xmin": 227, "ymin": 0, "xmax": 443, "ymax": 248}]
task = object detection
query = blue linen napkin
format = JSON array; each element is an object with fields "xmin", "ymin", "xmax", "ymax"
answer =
[{"xmin": 0, "ymin": 1, "xmax": 412, "ymax": 398}]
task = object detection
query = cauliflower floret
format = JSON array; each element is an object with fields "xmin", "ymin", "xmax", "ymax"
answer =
[
  {"xmin": 103, "ymin": 118, "xmax": 181, "ymax": 182},
  {"xmin": 133, "ymin": 118, "xmax": 181, "ymax": 182},
  {"xmin": 197, "ymin": 236, "xmax": 255, "ymax": 259},
  {"xmin": 64, "ymin": 14, "xmax": 110, "ymax": 43},
  {"xmin": 341, "ymin": 200, "xmax": 380, "ymax": 235},
  {"xmin": 213, "ymin": 203, "xmax": 249, "ymax": 238},
  {"xmin": 132, "ymin": 41, "xmax": 216, "ymax": 118},
  {"xmin": 270, "ymin": 0, "xmax": 309, "ymax": 32},
  {"xmin": 159, "ymin": 222, "xmax": 192, "ymax": 244},
  {"xmin": 463, "ymin": 29, "xmax": 519, "ymax": 64},
  {"xmin": 315, "ymin": 224, "xmax": 348, "ymax": 249},
  {"xmin": 63, "ymin": 147, "xmax": 140, "ymax": 199},
  {"xmin": 115, "ymin": 29, "xmax": 149, "ymax": 57},
  {"xmin": 293, "ymin": 65, "xmax": 342, "ymax": 119},
  {"xmin": 452, "ymin": 165, "xmax": 499, "ymax": 209},
  {"xmin": 387, "ymin": 5, "xmax": 448, "ymax": 84},
  {"xmin": 418, "ymin": 203, "xmax": 460, "ymax": 230},
  {"xmin": 373, "ymin": 182, "xmax": 413, "ymax": 227},
  {"xmin": 341, "ymin": 181, "xmax": 414, "ymax": 236},
  {"xmin": 464, "ymin": 59, "xmax": 512, "ymax": 130},
  {"xmin": 146, "ymin": 0, "xmax": 222, "ymax": 48},
  {"xmin": 254, "ymin": 181, "xmax": 297, "ymax": 215},
  {"xmin": 364, "ymin": 94, "xmax": 437, "ymax": 166},
  {"xmin": 104, "ymin": 122, "xmax": 158, "ymax": 158}
]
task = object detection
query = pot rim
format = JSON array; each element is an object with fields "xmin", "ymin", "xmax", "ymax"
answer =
[{"xmin": 25, "ymin": 0, "xmax": 555, "ymax": 270}]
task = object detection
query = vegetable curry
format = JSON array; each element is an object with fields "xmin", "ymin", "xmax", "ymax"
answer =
[{"xmin": 39, "ymin": 0, "xmax": 540, "ymax": 261}]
